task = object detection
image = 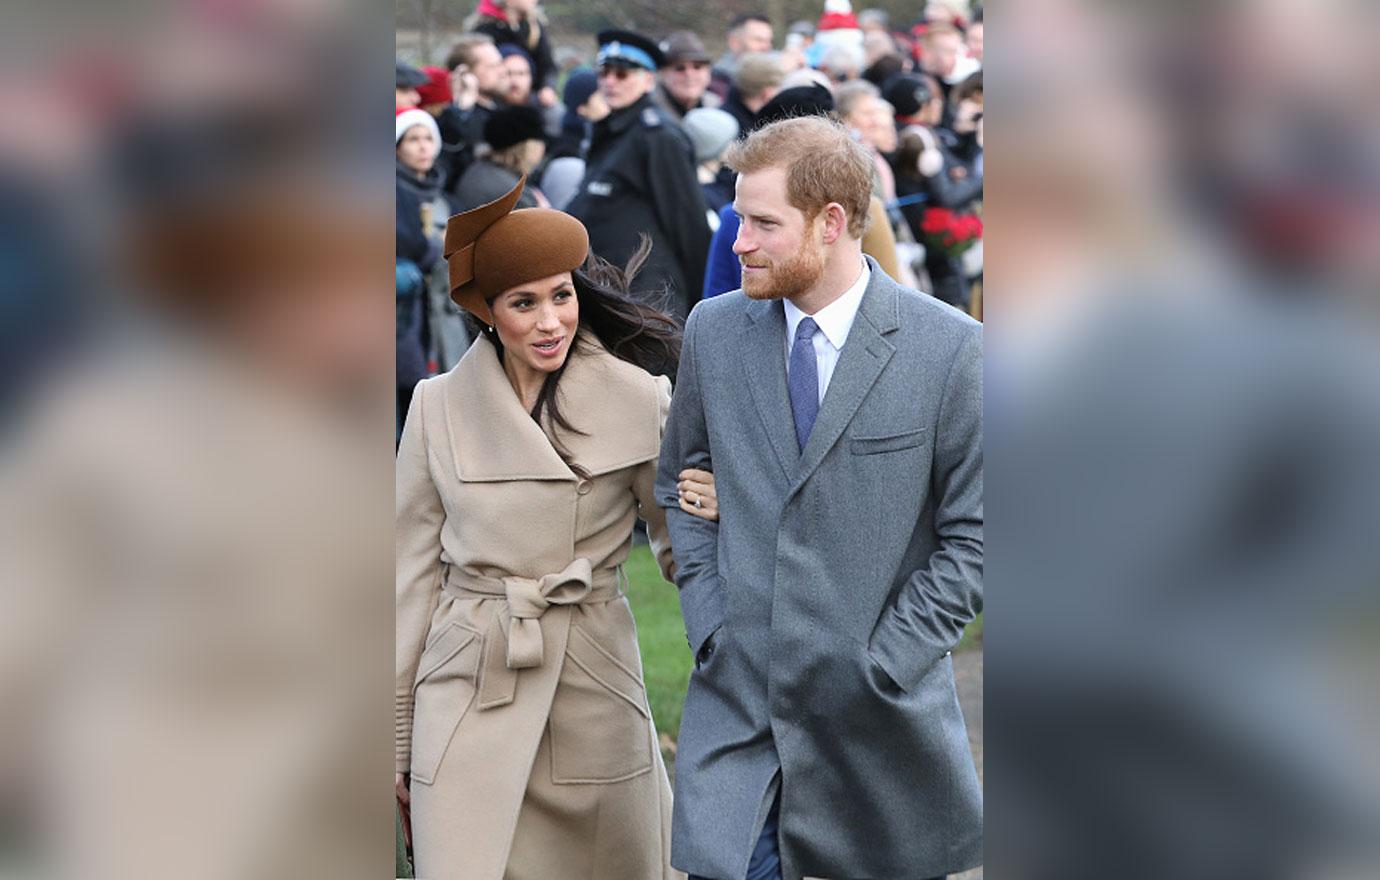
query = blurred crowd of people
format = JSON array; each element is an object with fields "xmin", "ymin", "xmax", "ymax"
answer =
[{"xmin": 396, "ymin": 0, "xmax": 984, "ymax": 423}]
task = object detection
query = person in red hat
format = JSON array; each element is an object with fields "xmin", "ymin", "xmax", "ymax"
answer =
[
  {"xmin": 415, "ymin": 66, "xmax": 453, "ymax": 116},
  {"xmin": 396, "ymin": 178, "xmax": 716, "ymax": 879}
]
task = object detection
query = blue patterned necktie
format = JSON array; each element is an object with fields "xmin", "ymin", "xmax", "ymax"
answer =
[{"xmin": 788, "ymin": 317, "xmax": 820, "ymax": 451}]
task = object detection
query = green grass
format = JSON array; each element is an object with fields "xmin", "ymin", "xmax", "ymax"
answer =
[
  {"xmin": 624, "ymin": 545, "xmax": 694, "ymax": 744},
  {"xmin": 624, "ymin": 545, "xmax": 983, "ymax": 745},
  {"xmin": 957, "ymin": 610, "xmax": 984, "ymax": 651}
]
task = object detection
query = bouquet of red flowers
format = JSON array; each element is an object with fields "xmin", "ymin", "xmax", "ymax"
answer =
[{"xmin": 919, "ymin": 207, "xmax": 983, "ymax": 258}]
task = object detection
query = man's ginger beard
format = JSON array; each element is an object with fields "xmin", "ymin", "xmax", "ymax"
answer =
[{"xmin": 741, "ymin": 216, "xmax": 827, "ymax": 301}]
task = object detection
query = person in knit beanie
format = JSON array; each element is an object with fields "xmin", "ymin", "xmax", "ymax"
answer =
[
  {"xmin": 453, "ymin": 105, "xmax": 549, "ymax": 213},
  {"xmin": 395, "ymin": 107, "xmax": 447, "ymax": 427},
  {"xmin": 415, "ymin": 66, "xmax": 453, "ymax": 114}
]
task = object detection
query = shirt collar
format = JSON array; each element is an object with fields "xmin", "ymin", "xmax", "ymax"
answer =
[{"xmin": 784, "ymin": 258, "xmax": 870, "ymax": 351}]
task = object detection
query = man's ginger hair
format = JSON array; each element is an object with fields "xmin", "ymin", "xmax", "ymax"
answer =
[{"xmin": 723, "ymin": 116, "xmax": 875, "ymax": 239}]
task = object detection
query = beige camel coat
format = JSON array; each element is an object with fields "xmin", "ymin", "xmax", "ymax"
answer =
[{"xmin": 396, "ymin": 333, "xmax": 682, "ymax": 880}]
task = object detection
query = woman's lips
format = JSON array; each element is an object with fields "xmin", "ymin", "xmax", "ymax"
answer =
[{"xmin": 532, "ymin": 337, "xmax": 563, "ymax": 356}]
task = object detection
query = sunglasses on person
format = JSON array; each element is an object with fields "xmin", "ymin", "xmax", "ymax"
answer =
[
  {"xmin": 669, "ymin": 61, "xmax": 710, "ymax": 73},
  {"xmin": 598, "ymin": 65, "xmax": 641, "ymax": 81}
]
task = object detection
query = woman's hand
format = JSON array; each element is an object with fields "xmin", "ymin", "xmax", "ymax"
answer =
[
  {"xmin": 396, "ymin": 772, "xmax": 412, "ymax": 849},
  {"xmin": 677, "ymin": 468, "xmax": 718, "ymax": 522}
]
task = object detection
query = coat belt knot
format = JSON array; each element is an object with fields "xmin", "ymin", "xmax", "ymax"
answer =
[
  {"xmin": 501, "ymin": 558, "xmax": 594, "ymax": 669},
  {"xmin": 443, "ymin": 560, "xmax": 623, "ymax": 711}
]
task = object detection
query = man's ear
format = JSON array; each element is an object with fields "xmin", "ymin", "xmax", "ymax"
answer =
[{"xmin": 819, "ymin": 202, "xmax": 849, "ymax": 245}]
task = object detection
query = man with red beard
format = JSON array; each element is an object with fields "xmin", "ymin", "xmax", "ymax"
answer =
[{"xmin": 655, "ymin": 116, "xmax": 983, "ymax": 880}]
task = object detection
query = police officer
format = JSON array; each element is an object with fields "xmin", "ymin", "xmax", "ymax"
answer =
[{"xmin": 566, "ymin": 29, "xmax": 711, "ymax": 320}]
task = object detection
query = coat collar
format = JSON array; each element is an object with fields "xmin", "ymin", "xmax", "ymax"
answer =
[
  {"xmin": 443, "ymin": 333, "xmax": 662, "ymax": 482},
  {"xmin": 740, "ymin": 256, "xmax": 902, "ymax": 485},
  {"xmin": 598, "ymin": 93, "xmax": 651, "ymax": 139}
]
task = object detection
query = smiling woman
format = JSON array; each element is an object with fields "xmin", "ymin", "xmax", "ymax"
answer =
[
  {"xmin": 489, "ymin": 273, "xmax": 579, "ymax": 410},
  {"xmin": 395, "ymin": 176, "xmax": 717, "ymax": 879}
]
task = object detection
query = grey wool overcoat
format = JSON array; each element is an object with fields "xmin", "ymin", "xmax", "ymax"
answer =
[
  {"xmin": 655, "ymin": 258, "xmax": 984, "ymax": 880},
  {"xmin": 397, "ymin": 334, "xmax": 683, "ymax": 880}
]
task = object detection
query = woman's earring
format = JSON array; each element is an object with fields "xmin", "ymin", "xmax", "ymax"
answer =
[{"xmin": 487, "ymin": 325, "xmax": 494, "ymax": 333}]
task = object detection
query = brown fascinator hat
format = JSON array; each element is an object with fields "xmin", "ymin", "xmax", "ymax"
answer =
[{"xmin": 444, "ymin": 175, "xmax": 590, "ymax": 326}]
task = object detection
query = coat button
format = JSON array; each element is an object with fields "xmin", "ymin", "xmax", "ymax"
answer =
[{"xmin": 576, "ymin": 478, "xmax": 593, "ymax": 495}]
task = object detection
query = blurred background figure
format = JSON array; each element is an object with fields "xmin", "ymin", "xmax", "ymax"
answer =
[
  {"xmin": 965, "ymin": 10, "xmax": 983, "ymax": 65},
  {"xmin": 396, "ymin": 108, "xmax": 446, "ymax": 428},
  {"xmin": 859, "ymin": 7, "xmax": 890, "ymax": 37},
  {"xmin": 782, "ymin": 20, "xmax": 816, "ymax": 72},
  {"xmin": 654, "ymin": 31, "xmax": 720, "ymax": 122},
  {"xmin": 2, "ymin": 6, "xmax": 395, "ymax": 880},
  {"xmin": 498, "ymin": 43, "xmax": 536, "ymax": 107},
  {"xmin": 890, "ymin": 73, "xmax": 983, "ymax": 309},
  {"xmin": 540, "ymin": 68, "xmax": 604, "ymax": 210},
  {"xmin": 985, "ymin": 0, "xmax": 1380, "ymax": 877},
  {"xmin": 415, "ymin": 65, "xmax": 453, "ymax": 117},
  {"xmin": 397, "ymin": 59, "xmax": 427, "ymax": 110},
  {"xmin": 463, "ymin": 0, "xmax": 558, "ymax": 109},
  {"xmin": 721, "ymin": 52, "xmax": 785, "ymax": 136},
  {"xmin": 565, "ymin": 29, "xmax": 710, "ymax": 320},
  {"xmin": 453, "ymin": 105, "xmax": 548, "ymax": 212},
  {"xmin": 810, "ymin": 0, "xmax": 865, "ymax": 74},
  {"xmin": 710, "ymin": 12, "xmax": 774, "ymax": 99},
  {"xmin": 437, "ymin": 34, "xmax": 509, "ymax": 206},
  {"xmin": 837, "ymin": 79, "xmax": 898, "ymax": 203},
  {"xmin": 817, "ymin": 41, "xmax": 866, "ymax": 85},
  {"xmin": 919, "ymin": 23, "xmax": 978, "ymax": 127},
  {"xmin": 681, "ymin": 106, "xmax": 740, "ymax": 219}
]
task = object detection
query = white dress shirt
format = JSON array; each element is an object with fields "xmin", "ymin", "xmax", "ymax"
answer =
[{"xmin": 784, "ymin": 259, "xmax": 870, "ymax": 405}]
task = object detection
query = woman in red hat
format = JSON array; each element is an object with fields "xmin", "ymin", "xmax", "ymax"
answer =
[{"xmin": 395, "ymin": 178, "xmax": 714, "ymax": 879}]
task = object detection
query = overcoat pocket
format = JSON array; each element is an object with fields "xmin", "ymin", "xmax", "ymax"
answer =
[
  {"xmin": 548, "ymin": 624, "xmax": 653, "ymax": 784},
  {"xmin": 410, "ymin": 621, "xmax": 482, "ymax": 784},
  {"xmin": 850, "ymin": 428, "xmax": 926, "ymax": 455}
]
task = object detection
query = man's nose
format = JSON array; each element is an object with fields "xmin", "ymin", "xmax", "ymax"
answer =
[{"xmin": 732, "ymin": 229, "xmax": 754, "ymax": 256}]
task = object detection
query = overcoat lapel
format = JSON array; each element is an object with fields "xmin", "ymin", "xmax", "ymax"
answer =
[
  {"xmin": 740, "ymin": 298, "xmax": 799, "ymax": 482},
  {"xmin": 443, "ymin": 335, "xmax": 662, "ymax": 483},
  {"xmin": 789, "ymin": 272, "xmax": 899, "ymax": 496},
  {"xmin": 445, "ymin": 336, "xmax": 573, "ymax": 483}
]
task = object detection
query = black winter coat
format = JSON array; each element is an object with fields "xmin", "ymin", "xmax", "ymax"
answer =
[
  {"xmin": 396, "ymin": 163, "xmax": 443, "ymax": 391},
  {"xmin": 565, "ymin": 95, "xmax": 711, "ymax": 320}
]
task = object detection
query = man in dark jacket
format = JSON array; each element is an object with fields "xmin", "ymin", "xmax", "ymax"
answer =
[
  {"xmin": 566, "ymin": 30, "xmax": 711, "ymax": 320},
  {"xmin": 436, "ymin": 34, "xmax": 509, "ymax": 206}
]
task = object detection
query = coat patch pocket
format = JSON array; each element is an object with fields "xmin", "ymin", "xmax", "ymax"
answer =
[
  {"xmin": 410, "ymin": 621, "xmax": 482, "ymax": 785},
  {"xmin": 548, "ymin": 624, "xmax": 653, "ymax": 784},
  {"xmin": 850, "ymin": 428, "xmax": 927, "ymax": 455}
]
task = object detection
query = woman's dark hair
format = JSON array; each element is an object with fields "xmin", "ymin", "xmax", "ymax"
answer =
[
  {"xmin": 951, "ymin": 70, "xmax": 983, "ymax": 105},
  {"xmin": 467, "ymin": 235, "xmax": 681, "ymax": 477}
]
